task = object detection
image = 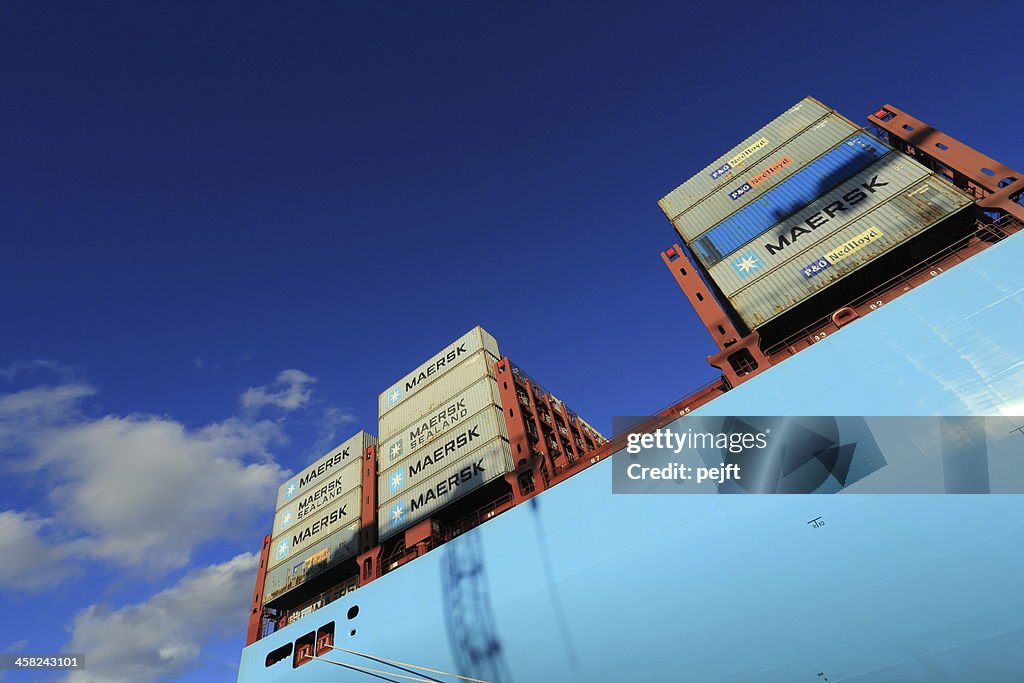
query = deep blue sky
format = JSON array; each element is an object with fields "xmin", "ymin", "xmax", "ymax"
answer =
[{"xmin": 2, "ymin": 2, "xmax": 1022, "ymax": 681}]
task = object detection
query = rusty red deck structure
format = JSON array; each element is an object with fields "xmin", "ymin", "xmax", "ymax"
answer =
[
  {"xmin": 495, "ymin": 358, "xmax": 607, "ymax": 503},
  {"xmin": 246, "ymin": 103, "xmax": 1024, "ymax": 643}
]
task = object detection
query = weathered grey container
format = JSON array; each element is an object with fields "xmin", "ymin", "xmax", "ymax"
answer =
[
  {"xmin": 272, "ymin": 457, "xmax": 362, "ymax": 537},
  {"xmin": 378, "ymin": 404, "xmax": 509, "ymax": 504},
  {"xmin": 269, "ymin": 488, "xmax": 362, "ymax": 570},
  {"xmin": 378, "ymin": 437, "xmax": 513, "ymax": 542},
  {"xmin": 379, "ymin": 375, "xmax": 502, "ymax": 470},
  {"xmin": 669, "ymin": 113, "xmax": 860, "ymax": 242},
  {"xmin": 707, "ymin": 153, "xmax": 932, "ymax": 297},
  {"xmin": 378, "ymin": 349, "xmax": 499, "ymax": 439},
  {"xmin": 727, "ymin": 175, "xmax": 974, "ymax": 328},
  {"xmin": 658, "ymin": 97, "xmax": 832, "ymax": 221},
  {"xmin": 262, "ymin": 521, "xmax": 359, "ymax": 605},
  {"xmin": 378, "ymin": 326, "xmax": 500, "ymax": 418},
  {"xmin": 275, "ymin": 431, "xmax": 375, "ymax": 510}
]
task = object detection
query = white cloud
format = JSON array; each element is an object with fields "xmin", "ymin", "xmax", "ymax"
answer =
[
  {"xmin": 0, "ymin": 383, "xmax": 95, "ymax": 448},
  {"xmin": 0, "ymin": 359, "xmax": 76, "ymax": 381},
  {"xmin": 311, "ymin": 405, "xmax": 360, "ymax": 456},
  {"xmin": 0, "ymin": 368, "xmax": 321, "ymax": 581},
  {"xmin": 0, "ymin": 368, "xmax": 342, "ymax": 681},
  {"xmin": 0, "ymin": 511, "xmax": 73, "ymax": 592},
  {"xmin": 31, "ymin": 413, "xmax": 286, "ymax": 572},
  {"xmin": 240, "ymin": 369, "xmax": 317, "ymax": 412},
  {"xmin": 63, "ymin": 553, "xmax": 257, "ymax": 683},
  {"xmin": 0, "ymin": 384, "xmax": 94, "ymax": 413}
]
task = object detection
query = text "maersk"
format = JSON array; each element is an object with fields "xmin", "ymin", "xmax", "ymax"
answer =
[
  {"xmin": 408, "ymin": 425, "xmax": 482, "ymax": 476},
  {"xmin": 299, "ymin": 448, "xmax": 350, "ymax": 488},
  {"xmin": 408, "ymin": 460, "xmax": 486, "ymax": 513},
  {"xmin": 763, "ymin": 175, "xmax": 889, "ymax": 256},
  {"xmin": 403, "ymin": 343, "xmax": 468, "ymax": 392}
]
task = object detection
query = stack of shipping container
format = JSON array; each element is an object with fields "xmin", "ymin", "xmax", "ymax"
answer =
[
  {"xmin": 659, "ymin": 96, "xmax": 975, "ymax": 332},
  {"xmin": 375, "ymin": 326, "xmax": 514, "ymax": 543},
  {"xmin": 263, "ymin": 431, "xmax": 375, "ymax": 606},
  {"xmin": 258, "ymin": 326, "xmax": 608, "ymax": 624}
]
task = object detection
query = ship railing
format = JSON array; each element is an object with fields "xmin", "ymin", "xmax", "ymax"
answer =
[
  {"xmin": 382, "ymin": 539, "xmax": 421, "ymax": 571},
  {"xmin": 763, "ymin": 214, "xmax": 1023, "ymax": 359},
  {"xmin": 545, "ymin": 373, "xmax": 729, "ymax": 479},
  {"xmin": 270, "ymin": 574, "xmax": 360, "ymax": 633},
  {"xmin": 378, "ymin": 515, "xmax": 488, "ymax": 574},
  {"xmin": 381, "ymin": 541, "xmax": 407, "ymax": 571},
  {"xmin": 444, "ymin": 493, "xmax": 515, "ymax": 540},
  {"xmin": 510, "ymin": 364, "xmax": 527, "ymax": 383},
  {"xmin": 650, "ymin": 374, "xmax": 733, "ymax": 421}
]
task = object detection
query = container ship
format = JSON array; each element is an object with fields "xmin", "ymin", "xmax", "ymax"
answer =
[{"xmin": 236, "ymin": 99, "xmax": 1024, "ymax": 682}]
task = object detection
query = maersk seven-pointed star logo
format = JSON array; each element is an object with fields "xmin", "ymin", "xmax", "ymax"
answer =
[
  {"xmin": 276, "ymin": 538, "xmax": 290, "ymax": 560},
  {"xmin": 283, "ymin": 479, "xmax": 298, "ymax": 500},
  {"xmin": 279, "ymin": 507, "xmax": 294, "ymax": 530},
  {"xmin": 732, "ymin": 252, "xmax": 762, "ymax": 278},
  {"xmin": 389, "ymin": 439, "xmax": 403, "ymax": 463},
  {"xmin": 390, "ymin": 502, "xmax": 405, "ymax": 527},
  {"xmin": 389, "ymin": 470, "xmax": 404, "ymax": 494},
  {"xmin": 387, "ymin": 386, "xmax": 403, "ymax": 406}
]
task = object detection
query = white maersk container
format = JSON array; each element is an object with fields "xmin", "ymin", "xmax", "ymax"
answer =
[
  {"xmin": 378, "ymin": 437, "xmax": 513, "ymax": 542},
  {"xmin": 378, "ymin": 404, "xmax": 509, "ymax": 504},
  {"xmin": 658, "ymin": 97, "xmax": 833, "ymax": 222},
  {"xmin": 378, "ymin": 326, "xmax": 500, "ymax": 421},
  {"xmin": 272, "ymin": 457, "xmax": 362, "ymax": 537},
  {"xmin": 725, "ymin": 173, "xmax": 974, "ymax": 328},
  {"xmin": 262, "ymin": 522, "xmax": 360, "ymax": 605},
  {"xmin": 379, "ymin": 375, "xmax": 503, "ymax": 469},
  {"xmin": 275, "ymin": 431, "xmax": 376, "ymax": 510},
  {"xmin": 378, "ymin": 349, "xmax": 499, "ymax": 440},
  {"xmin": 269, "ymin": 488, "xmax": 362, "ymax": 570}
]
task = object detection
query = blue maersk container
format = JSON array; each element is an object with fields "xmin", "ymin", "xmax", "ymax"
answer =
[{"xmin": 689, "ymin": 132, "xmax": 893, "ymax": 266}]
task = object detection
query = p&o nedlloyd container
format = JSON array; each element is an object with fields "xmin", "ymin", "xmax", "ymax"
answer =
[
  {"xmin": 669, "ymin": 112, "xmax": 863, "ymax": 243},
  {"xmin": 658, "ymin": 96, "xmax": 833, "ymax": 220},
  {"xmin": 706, "ymin": 151, "xmax": 933, "ymax": 298},
  {"xmin": 726, "ymin": 173, "xmax": 974, "ymax": 327}
]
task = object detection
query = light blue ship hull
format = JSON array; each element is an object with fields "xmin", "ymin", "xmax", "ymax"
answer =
[{"xmin": 239, "ymin": 233, "xmax": 1024, "ymax": 682}]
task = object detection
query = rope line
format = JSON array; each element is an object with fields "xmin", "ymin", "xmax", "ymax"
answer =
[
  {"xmin": 310, "ymin": 655, "xmax": 431, "ymax": 683},
  {"xmin": 343, "ymin": 647, "xmax": 446, "ymax": 683},
  {"xmin": 327, "ymin": 645, "xmax": 492, "ymax": 683}
]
